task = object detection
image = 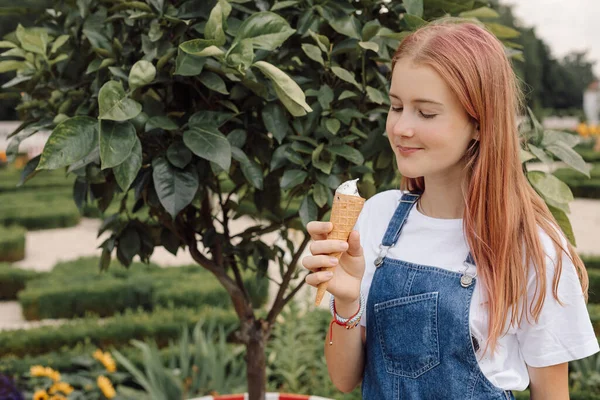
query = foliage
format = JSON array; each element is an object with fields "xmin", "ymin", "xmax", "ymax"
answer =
[
  {"xmin": 553, "ymin": 164, "xmax": 600, "ymax": 200},
  {"xmin": 114, "ymin": 319, "xmax": 247, "ymax": 399},
  {"xmin": 0, "ymin": 306, "xmax": 237, "ymax": 358},
  {"xmin": 570, "ymin": 352, "xmax": 600, "ymax": 393},
  {"xmin": 0, "ymin": 225, "xmax": 26, "ymax": 262},
  {"xmin": 0, "ymin": 0, "xmax": 588, "ymax": 397},
  {"xmin": 0, "ymin": 262, "xmax": 40, "ymax": 300}
]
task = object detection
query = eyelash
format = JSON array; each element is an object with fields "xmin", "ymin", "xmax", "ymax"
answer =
[{"xmin": 390, "ymin": 107, "xmax": 436, "ymax": 119}]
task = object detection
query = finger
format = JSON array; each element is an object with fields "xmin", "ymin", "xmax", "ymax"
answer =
[
  {"xmin": 346, "ymin": 230, "xmax": 363, "ymax": 257},
  {"xmin": 306, "ymin": 221, "xmax": 333, "ymax": 241},
  {"xmin": 309, "ymin": 239, "xmax": 349, "ymax": 255},
  {"xmin": 301, "ymin": 254, "xmax": 338, "ymax": 271},
  {"xmin": 305, "ymin": 270, "xmax": 334, "ymax": 287}
]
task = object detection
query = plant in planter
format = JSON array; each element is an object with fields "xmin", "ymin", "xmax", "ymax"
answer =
[{"xmin": 0, "ymin": 0, "xmax": 587, "ymax": 398}]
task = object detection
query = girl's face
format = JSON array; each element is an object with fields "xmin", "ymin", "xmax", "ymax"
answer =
[{"xmin": 386, "ymin": 59, "xmax": 478, "ymax": 182}]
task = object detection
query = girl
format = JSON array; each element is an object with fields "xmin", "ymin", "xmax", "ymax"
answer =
[{"xmin": 302, "ymin": 21, "xmax": 599, "ymax": 399}]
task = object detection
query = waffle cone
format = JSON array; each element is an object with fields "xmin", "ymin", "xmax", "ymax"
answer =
[{"xmin": 315, "ymin": 193, "xmax": 365, "ymax": 306}]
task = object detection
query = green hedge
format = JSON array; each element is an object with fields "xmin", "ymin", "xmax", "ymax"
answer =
[
  {"xmin": 0, "ymin": 263, "xmax": 41, "ymax": 300},
  {"xmin": 553, "ymin": 164, "xmax": 600, "ymax": 199},
  {"xmin": 575, "ymin": 146, "xmax": 600, "ymax": 163},
  {"xmin": 0, "ymin": 188, "xmax": 80, "ymax": 229},
  {"xmin": 0, "ymin": 225, "xmax": 26, "ymax": 262},
  {"xmin": 0, "ymin": 306, "xmax": 237, "ymax": 358},
  {"xmin": 18, "ymin": 257, "xmax": 269, "ymax": 320},
  {"xmin": 0, "ymin": 167, "xmax": 74, "ymax": 193},
  {"xmin": 588, "ymin": 270, "xmax": 600, "ymax": 304},
  {"xmin": 583, "ymin": 255, "xmax": 600, "ymax": 270}
]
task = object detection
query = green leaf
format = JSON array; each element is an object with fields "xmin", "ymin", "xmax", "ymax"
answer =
[
  {"xmin": 527, "ymin": 171, "xmax": 573, "ymax": 205},
  {"xmin": 49, "ymin": 54, "xmax": 68, "ymax": 65},
  {"xmin": 271, "ymin": 1, "xmax": 299, "ymax": 11},
  {"xmin": 262, "ymin": 102, "xmax": 289, "ymax": 144},
  {"xmin": 129, "ymin": 60, "xmax": 156, "ymax": 90},
  {"xmin": 546, "ymin": 142, "xmax": 591, "ymax": 178},
  {"xmin": 183, "ymin": 127, "xmax": 232, "ymax": 172},
  {"xmin": 226, "ymin": 39, "xmax": 254, "ymax": 70},
  {"xmin": 16, "ymin": 24, "xmax": 48, "ymax": 56},
  {"xmin": 98, "ymin": 81, "xmax": 142, "ymax": 121},
  {"xmin": 199, "ymin": 71, "xmax": 229, "ymax": 95},
  {"xmin": 281, "ymin": 169, "xmax": 307, "ymax": 189},
  {"xmin": 0, "ymin": 60, "xmax": 24, "ymax": 73},
  {"xmin": 51, "ymin": 35, "xmax": 70, "ymax": 54},
  {"xmin": 325, "ymin": 118, "xmax": 340, "ymax": 135},
  {"xmin": 205, "ymin": 0, "xmax": 232, "ymax": 46},
  {"xmin": 313, "ymin": 182, "xmax": 329, "ymax": 208},
  {"xmin": 189, "ymin": 111, "xmax": 234, "ymax": 128},
  {"xmin": 547, "ymin": 205, "xmax": 576, "ymax": 246},
  {"xmin": 318, "ymin": 84, "xmax": 334, "ymax": 110},
  {"xmin": 459, "ymin": 7, "xmax": 499, "ymax": 19},
  {"xmin": 167, "ymin": 141, "xmax": 192, "ymax": 169},
  {"xmin": 519, "ymin": 149, "xmax": 535, "ymax": 163},
  {"xmin": 179, "ymin": 39, "xmax": 224, "ymax": 57},
  {"xmin": 403, "ymin": 0, "xmax": 423, "ymax": 17},
  {"xmin": 299, "ymin": 195, "xmax": 317, "ymax": 227},
  {"xmin": 174, "ymin": 49, "xmax": 206, "ymax": 76},
  {"xmin": 528, "ymin": 144, "xmax": 553, "ymax": 165},
  {"xmin": 114, "ymin": 136, "xmax": 142, "ymax": 191},
  {"xmin": 541, "ymin": 130, "xmax": 580, "ymax": 148},
  {"xmin": 86, "ymin": 58, "xmax": 115, "ymax": 74},
  {"xmin": 231, "ymin": 11, "xmax": 295, "ymax": 51},
  {"xmin": 0, "ymin": 41, "xmax": 17, "ymax": 49},
  {"xmin": 366, "ymin": 86, "xmax": 386, "ymax": 104},
  {"xmin": 231, "ymin": 147, "xmax": 264, "ymax": 189},
  {"xmin": 146, "ymin": 116, "xmax": 179, "ymax": 131},
  {"xmin": 358, "ymin": 41, "xmax": 379, "ymax": 53},
  {"xmin": 404, "ymin": 14, "xmax": 427, "ymax": 30},
  {"xmin": 152, "ymin": 157, "xmax": 199, "ymax": 218},
  {"xmin": 362, "ymin": 20, "xmax": 381, "ymax": 41},
  {"xmin": 339, "ymin": 90, "xmax": 357, "ymax": 100},
  {"xmin": 328, "ymin": 145, "xmax": 364, "ymax": 165},
  {"xmin": 485, "ymin": 22, "xmax": 520, "ymax": 39},
  {"xmin": 331, "ymin": 66, "xmax": 361, "ymax": 90},
  {"xmin": 252, "ymin": 60, "xmax": 312, "ymax": 117},
  {"xmin": 302, "ymin": 43, "xmax": 324, "ymax": 65},
  {"xmin": 308, "ymin": 30, "xmax": 329, "ymax": 53},
  {"xmin": 160, "ymin": 228, "xmax": 180, "ymax": 255},
  {"xmin": 316, "ymin": 7, "xmax": 360, "ymax": 39},
  {"xmin": 99, "ymin": 120, "xmax": 138, "ymax": 169},
  {"xmin": 311, "ymin": 143, "xmax": 332, "ymax": 174},
  {"xmin": 37, "ymin": 117, "xmax": 98, "ymax": 170}
]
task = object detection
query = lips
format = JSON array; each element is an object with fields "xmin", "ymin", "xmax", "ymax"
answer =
[{"xmin": 397, "ymin": 145, "xmax": 423, "ymax": 154}]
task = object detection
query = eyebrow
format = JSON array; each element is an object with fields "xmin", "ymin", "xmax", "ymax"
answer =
[{"xmin": 388, "ymin": 93, "xmax": 443, "ymax": 106}]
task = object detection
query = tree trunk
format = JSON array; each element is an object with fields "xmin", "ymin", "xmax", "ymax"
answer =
[{"xmin": 246, "ymin": 319, "xmax": 270, "ymax": 400}]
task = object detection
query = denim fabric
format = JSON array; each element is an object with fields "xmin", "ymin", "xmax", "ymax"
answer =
[{"xmin": 362, "ymin": 192, "xmax": 515, "ymax": 400}]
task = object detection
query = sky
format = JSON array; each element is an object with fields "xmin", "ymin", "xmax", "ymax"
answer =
[{"xmin": 506, "ymin": 0, "xmax": 600, "ymax": 78}]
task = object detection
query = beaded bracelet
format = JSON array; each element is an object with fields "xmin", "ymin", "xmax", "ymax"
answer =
[{"xmin": 328, "ymin": 293, "xmax": 365, "ymax": 345}]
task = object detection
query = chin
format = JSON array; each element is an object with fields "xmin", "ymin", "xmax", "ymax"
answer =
[{"xmin": 395, "ymin": 161, "xmax": 424, "ymax": 179}]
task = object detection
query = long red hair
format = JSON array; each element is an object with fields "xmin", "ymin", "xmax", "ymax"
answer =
[{"xmin": 391, "ymin": 21, "xmax": 589, "ymax": 357}]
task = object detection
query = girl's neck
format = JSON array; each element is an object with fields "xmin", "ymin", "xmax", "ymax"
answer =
[{"xmin": 418, "ymin": 174, "xmax": 467, "ymax": 220}]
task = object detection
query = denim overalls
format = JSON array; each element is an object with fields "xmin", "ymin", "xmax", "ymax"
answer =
[{"xmin": 362, "ymin": 192, "xmax": 515, "ymax": 400}]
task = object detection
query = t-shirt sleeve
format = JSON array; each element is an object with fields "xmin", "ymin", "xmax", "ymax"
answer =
[{"xmin": 516, "ymin": 230, "xmax": 599, "ymax": 367}]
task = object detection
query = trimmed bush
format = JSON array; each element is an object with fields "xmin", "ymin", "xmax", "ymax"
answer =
[
  {"xmin": 588, "ymin": 304, "xmax": 600, "ymax": 335},
  {"xmin": 553, "ymin": 164, "xmax": 600, "ymax": 199},
  {"xmin": 0, "ymin": 188, "xmax": 80, "ymax": 229},
  {"xmin": 0, "ymin": 306, "xmax": 237, "ymax": 358},
  {"xmin": 0, "ymin": 263, "xmax": 41, "ymax": 300},
  {"xmin": 588, "ymin": 270, "xmax": 600, "ymax": 304},
  {"xmin": 0, "ymin": 226, "xmax": 26, "ymax": 262},
  {"xmin": 575, "ymin": 146, "xmax": 600, "ymax": 163},
  {"xmin": 582, "ymin": 255, "xmax": 600, "ymax": 270},
  {"xmin": 0, "ymin": 167, "xmax": 74, "ymax": 193},
  {"xmin": 18, "ymin": 257, "xmax": 269, "ymax": 320}
]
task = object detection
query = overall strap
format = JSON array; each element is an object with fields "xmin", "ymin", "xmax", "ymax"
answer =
[{"xmin": 381, "ymin": 192, "xmax": 420, "ymax": 247}]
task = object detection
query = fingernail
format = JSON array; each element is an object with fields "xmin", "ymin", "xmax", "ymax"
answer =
[
  {"xmin": 325, "ymin": 272, "xmax": 334, "ymax": 277},
  {"xmin": 329, "ymin": 257, "xmax": 338, "ymax": 265}
]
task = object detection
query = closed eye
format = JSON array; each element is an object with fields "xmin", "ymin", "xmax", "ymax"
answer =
[{"xmin": 390, "ymin": 106, "xmax": 436, "ymax": 119}]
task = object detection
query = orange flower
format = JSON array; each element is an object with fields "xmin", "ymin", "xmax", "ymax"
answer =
[
  {"xmin": 93, "ymin": 349, "xmax": 117, "ymax": 373},
  {"xmin": 48, "ymin": 395, "xmax": 67, "ymax": 400},
  {"xmin": 30, "ymin": 366, "xmax": 60, "ymax": 382},
  {"xmin": 97, "ymin": 375, "xmax": 116, "ymax": 399},
  {"xmin": 33, "ymin": 390, "xmax": 49, "ymax": 400},
  {"xmin": 48, "ymin": 381, "xmax": 74, "ymax": 395}
]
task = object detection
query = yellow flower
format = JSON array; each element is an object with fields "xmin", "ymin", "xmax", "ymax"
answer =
[
  {"xmin": 46, "ymin": 368, "xmax": 61, "ymax": 382},
  {"xmin": 33, "ymin": 390, "xmax": 49, "ymax": 400},
  {"xmin": 48, "ymin": 381, "xmax": 74, "ymax": 395},
  {"xmin": 48, "ymin": 396, "xmax": 67, "ymax": 400},
  {"xmin": 93, "ymin": 349, "xmax": 117, "ymax": 373},
  {"xmin": 30, "ymin": 365, "xmax": 46, "ymax": 377},
  {"xmin": 577, "ymin": 123, "xmax": 589, "ymax": 137},
  {"xmin": 97, "ymin": 375, "xmax": 116, "ymax": 399}
]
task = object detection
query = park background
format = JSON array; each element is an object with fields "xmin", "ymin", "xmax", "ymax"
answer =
[{"xmin": 0, "ymin": 0, "xmax": 600, "ymax": 399}]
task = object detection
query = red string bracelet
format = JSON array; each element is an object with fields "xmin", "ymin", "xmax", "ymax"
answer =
[{"xmin": 328, "ymin": 298, "xmax": 361, "ymax": 345}]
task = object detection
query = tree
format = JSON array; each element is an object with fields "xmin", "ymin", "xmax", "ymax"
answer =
[{"xmin": 0, "ymin": 0, "xmax": 586, "ymax": 398}]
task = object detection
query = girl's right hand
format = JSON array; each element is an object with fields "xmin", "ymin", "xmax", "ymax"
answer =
[{"xmin": 302, "ymin": 221, "xmax": 365, "ymax": 304}]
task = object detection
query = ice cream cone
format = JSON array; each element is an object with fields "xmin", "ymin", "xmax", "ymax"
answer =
[{"xmin": 314, "ymin": 192, "xmax": 365, "ymax": 306}]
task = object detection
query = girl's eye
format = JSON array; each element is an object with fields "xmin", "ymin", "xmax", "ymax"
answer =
[
  {"xmin": 391, "ymin": 106, "xmax": 403, "ymax": 112},
  {"xmin": 420, "ymin": 112, "xmax": 437, "ymax": 119}
]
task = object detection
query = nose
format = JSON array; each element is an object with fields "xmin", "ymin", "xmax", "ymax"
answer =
[{"xmin": 389, "ymin": 111, "xmax": 416, "ymax": 138}]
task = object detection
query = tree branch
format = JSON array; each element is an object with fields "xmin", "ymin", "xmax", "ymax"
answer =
[
  {"xmin": 231, "ymin": 216, "xmax": 294, "ymax": 241},
  {"xmin": 266, "ymin": 233, "xmax": 311, "ymax": 325}
]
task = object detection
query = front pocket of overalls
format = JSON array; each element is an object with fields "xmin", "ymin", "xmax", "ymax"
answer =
[{"xmin": 374, "ymin": 291, "xmax": 440, "ymax": 378}]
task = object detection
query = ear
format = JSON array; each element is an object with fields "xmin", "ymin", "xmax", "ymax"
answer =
[{"xmin": 472, "ymin": 122, "xmax": 480, "ymax": 141}]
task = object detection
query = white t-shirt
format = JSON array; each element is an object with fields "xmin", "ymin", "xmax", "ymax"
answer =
[{"xmin": 356, "ymin": 190, "xmax": 599, "ymax": 391}]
